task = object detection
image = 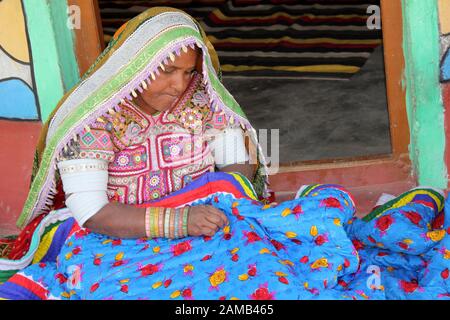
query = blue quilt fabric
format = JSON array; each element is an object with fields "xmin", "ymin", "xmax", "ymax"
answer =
[{"xmin": 0, "ymin": 177, "xmax": 449, "ymax": 300}]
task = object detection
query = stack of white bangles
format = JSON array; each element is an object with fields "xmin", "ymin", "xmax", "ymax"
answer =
[
  {"xmin": 208, "ymin": 127, "xmax": 249, "ymax": 169},
  {"xmin": 57, "ymin": 158, "xmax": 110, "ymax": 226}
]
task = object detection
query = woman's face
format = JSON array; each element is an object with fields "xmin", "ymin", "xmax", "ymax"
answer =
[{"xmin": 134, "ymin": 47, "xmax": 199, "ymax": 115}]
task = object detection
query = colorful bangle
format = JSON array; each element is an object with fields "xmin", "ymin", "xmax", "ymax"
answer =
[
  {"xmin": 172, "ymin": 208, "xmax": 177, "ymax": 239},
  {"xmin": 148, "ymin": 208, "xmax": 153, "ymax": 238},
  {"xmin": 145, "ymin": 207, "xmax": 151, "ymax": 238},
  {"xmin": 158, "ymin": 207, "xmax": 165, "ymax": 238},
  {"xmin": 149, "ymin": 207, "xmax": 155, "ymax": 238},
  {"xmin": 182, "ymin": 207, "xmax": 189, "ymax": 237},
  {"xmin": 174, "ymin": 208, "xmax": 180, "ymax": 239},
  {"xmin": 180, "ymin": 207, "xmax": 185, "ymax": 237},
  {"xmin": 168, "ymin": 208, "xmax": 173, "ymax": 239},
  {"xmin": 177, "ymin": 208, "xmax": 183, "ymax": 238},
  {"xmin": 164, "ymin": 208, "xmax": 171, "ymax": 238},
  {"xmin": 152, "ymin": 207, "xmax": 158, "ymax": 238},
  {"xmin": 154, "ymin": 207, "xmax": 160, "ymax": 238}
]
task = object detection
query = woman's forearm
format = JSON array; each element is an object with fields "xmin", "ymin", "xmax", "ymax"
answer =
[
  {"xmin": 84, "ymin": 202, "xmax": 146, "ymax": 238},
  {"xmin": 82, "ymin": 202, "xmax": 227, "ymax": 240}
]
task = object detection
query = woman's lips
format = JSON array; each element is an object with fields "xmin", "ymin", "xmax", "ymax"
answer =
[{"xmin": 165, "ymin": 93, "xmax": 179, "ymax": 99}]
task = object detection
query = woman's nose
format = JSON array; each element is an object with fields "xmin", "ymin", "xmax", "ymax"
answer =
[{"xmin": 170, "ymin": 73, "xmax": 189, "ymax": 95}]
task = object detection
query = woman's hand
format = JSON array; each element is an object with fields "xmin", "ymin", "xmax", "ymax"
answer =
[{"xmin": 187, "ymin": 205, "xmax": 229, "ymax": 237}]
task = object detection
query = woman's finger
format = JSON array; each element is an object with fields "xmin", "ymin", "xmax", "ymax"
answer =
[
  {"xmin": 205, "ymin": 213, "xmax": 223, "ymax": 227},
  {"xmin": 201, "ymin": 227, "xmax": 216, "ymax": 237},
  {"xmin": 210, "ymin": 207, "xmax": 229, "ymax": 226},
  {"xmin": 200, "ymin": 219, "xmax": 218, "ymax": 231}
]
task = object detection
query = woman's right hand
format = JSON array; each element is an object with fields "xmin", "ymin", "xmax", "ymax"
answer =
[{"xmin": 187, "ymin": 205, "xmax": 229, "ymax": 237}]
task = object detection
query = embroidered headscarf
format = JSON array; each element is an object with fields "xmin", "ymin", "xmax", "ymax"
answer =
[{"xmin": 17, "ymin": 7, "xmax": 268, "ymax": 229}]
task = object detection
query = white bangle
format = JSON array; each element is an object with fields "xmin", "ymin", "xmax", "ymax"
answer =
[{"xmin": 58, "ymin": 159, "xmax": 109, "ymax": 194}]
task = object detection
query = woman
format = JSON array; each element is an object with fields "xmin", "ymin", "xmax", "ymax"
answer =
[
  {"xmin": 55, "ymin": 24, "xmax": 259, "ymax": 240},
  {"xmin": 0, "ymin": 7, "xmax": 274, "ymax": 299},
  {"xmin": 1, "ymin": 8, "xmax": 448, "ymax": 301},
  {"xmin": 17, "ymin": 7, "xmax": 268, "ymax": 239}
]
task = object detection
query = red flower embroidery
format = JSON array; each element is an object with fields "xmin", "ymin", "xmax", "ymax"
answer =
[
  {"xmin": 320, "ymin": 197, "xmax": 343, "ymax": 210},
  {"xmin": 375, "ymin": 215, "xmax": 394, "ymax": 232},
  {"xmin": 250, "ymin": 285, "xmax": 274, "ymax": 300},
  {"xmin": 399, "ymin": 280, "xmax": 419, "ymax": 293},
  {"xmin": 403, "ymin": 211, "xmax": 422, "ymax": 226},
  {"xmin": 441, "ymin": 268, "xmax": 449, "ymax": 280},
  {"xmin": 171, "ymin": 241, "xmax": 192, "ymax": 256}
]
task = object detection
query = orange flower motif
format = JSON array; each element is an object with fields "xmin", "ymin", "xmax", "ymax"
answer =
[{"xmin": 209, "ymin": 267, "xmax": 228, "ymax": 289}]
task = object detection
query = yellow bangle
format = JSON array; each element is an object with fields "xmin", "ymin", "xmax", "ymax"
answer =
[
  {"xmin": 153, "ymin": 207, "xmax": 159, "ymax": 238},
  {"xmin": 164, "ymin": 208, "xmax": 171, "ymax": 238}
]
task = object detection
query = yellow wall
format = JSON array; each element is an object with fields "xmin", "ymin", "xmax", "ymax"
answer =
[
  {"xmin": 0, "ymin": 0, "xmax": 29, "ymax": 63},
  {"xmin": 438, "ymin": 0, "xmax": 450, "ymax": 35}
]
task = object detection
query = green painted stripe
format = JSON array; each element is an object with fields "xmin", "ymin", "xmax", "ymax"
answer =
[
  {"xmin": 402, "ymin": 0, "xmax": 447, "ymax": 188},
  {"xmin": 49, "ymin": 0, "xmax": 80, "ymax": 91},
  {"xmin": 22, "ymin": 0, "xmax": 79, "ymax": 123}
]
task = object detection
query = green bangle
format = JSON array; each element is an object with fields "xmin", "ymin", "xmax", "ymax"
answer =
[
  {"xmin": 164, "ymin": 208, "xmax": 171, "ymax": 239},
  {"xmin": 174, "ymin": 208, "xmax": 179, "ymax": 239},
  {"xmin": 183, "ymin": 207, "xmax": 189, "ymax": 237}
]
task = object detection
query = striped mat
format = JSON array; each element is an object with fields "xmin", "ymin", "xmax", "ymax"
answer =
[{"xmin": 100, "ymin": 0, "xmax": 382, "ymax": 78}]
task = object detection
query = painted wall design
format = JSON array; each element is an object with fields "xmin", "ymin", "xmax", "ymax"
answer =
[
  {"xmin": 438, "ymin": 0, "xmax": 450, "ymax": 189},
  {"xmin": 0, "ymin": 0, "xmax": 39, "ymax": 120},
  {"xmin": 440, "ymin": 0, "xmax": 450, "ymax": 82},
  {"xmin": 0, "ymin": 0, "xmax": 81, "ymax": 236}
]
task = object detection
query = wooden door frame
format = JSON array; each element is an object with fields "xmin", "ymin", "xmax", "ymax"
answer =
[
  {"xmin": 68, "ymin": 0, "xmax": 104, "ymax": 77},
  {"xmin": 70, "ymin": 0, "xmax": 414, "ymax": 197},
  {"xmin": 268, "ymin": 0, "xmax": 414, "ymax": 199}
]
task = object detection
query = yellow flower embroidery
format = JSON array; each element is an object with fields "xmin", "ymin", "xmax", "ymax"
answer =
[
  {"xmin": 115, "ymin": 252, "xmax": 124, "ymax": 261},
  {"xmin": 209, "ymin": 268, "xmax": 227, "ymax": 287},
  {"xmin": 281, "ymin": 208, "xmax": 291, "ymax": 217},
  {"xmin": 311, "ymin": 258, "xmax": 329, "ymax": 269},
  {"xmin": 238, "ymin": 274, "xmax": 249, "ymax": 281},
  {"xmin": 427, "ymin": 230, "xmax": 445, "ymax": 242},
  {"xmin": 310, "ymin": 226, "xmax": 318, "ymax": 237},
  {"xmin": 183, "ymin": 264, "xmax": 194, "ymax": 273},
  {"xmin": 285, "ymin": 231, "xmax": 297, "ymax": 238}
]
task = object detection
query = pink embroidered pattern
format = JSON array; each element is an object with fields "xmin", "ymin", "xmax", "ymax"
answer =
[
  {"xmin": 78, "ymin": 129, "xmax": 115, "ymax": 162},
  {"xmin": 77, "ymin": 74, "xmax": 230, "ymax": 205}
]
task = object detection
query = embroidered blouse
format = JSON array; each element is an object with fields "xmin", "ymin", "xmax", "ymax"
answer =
[{"xmin": 57, "ymin": 74, "xmax": 248, "ymax": 224}]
